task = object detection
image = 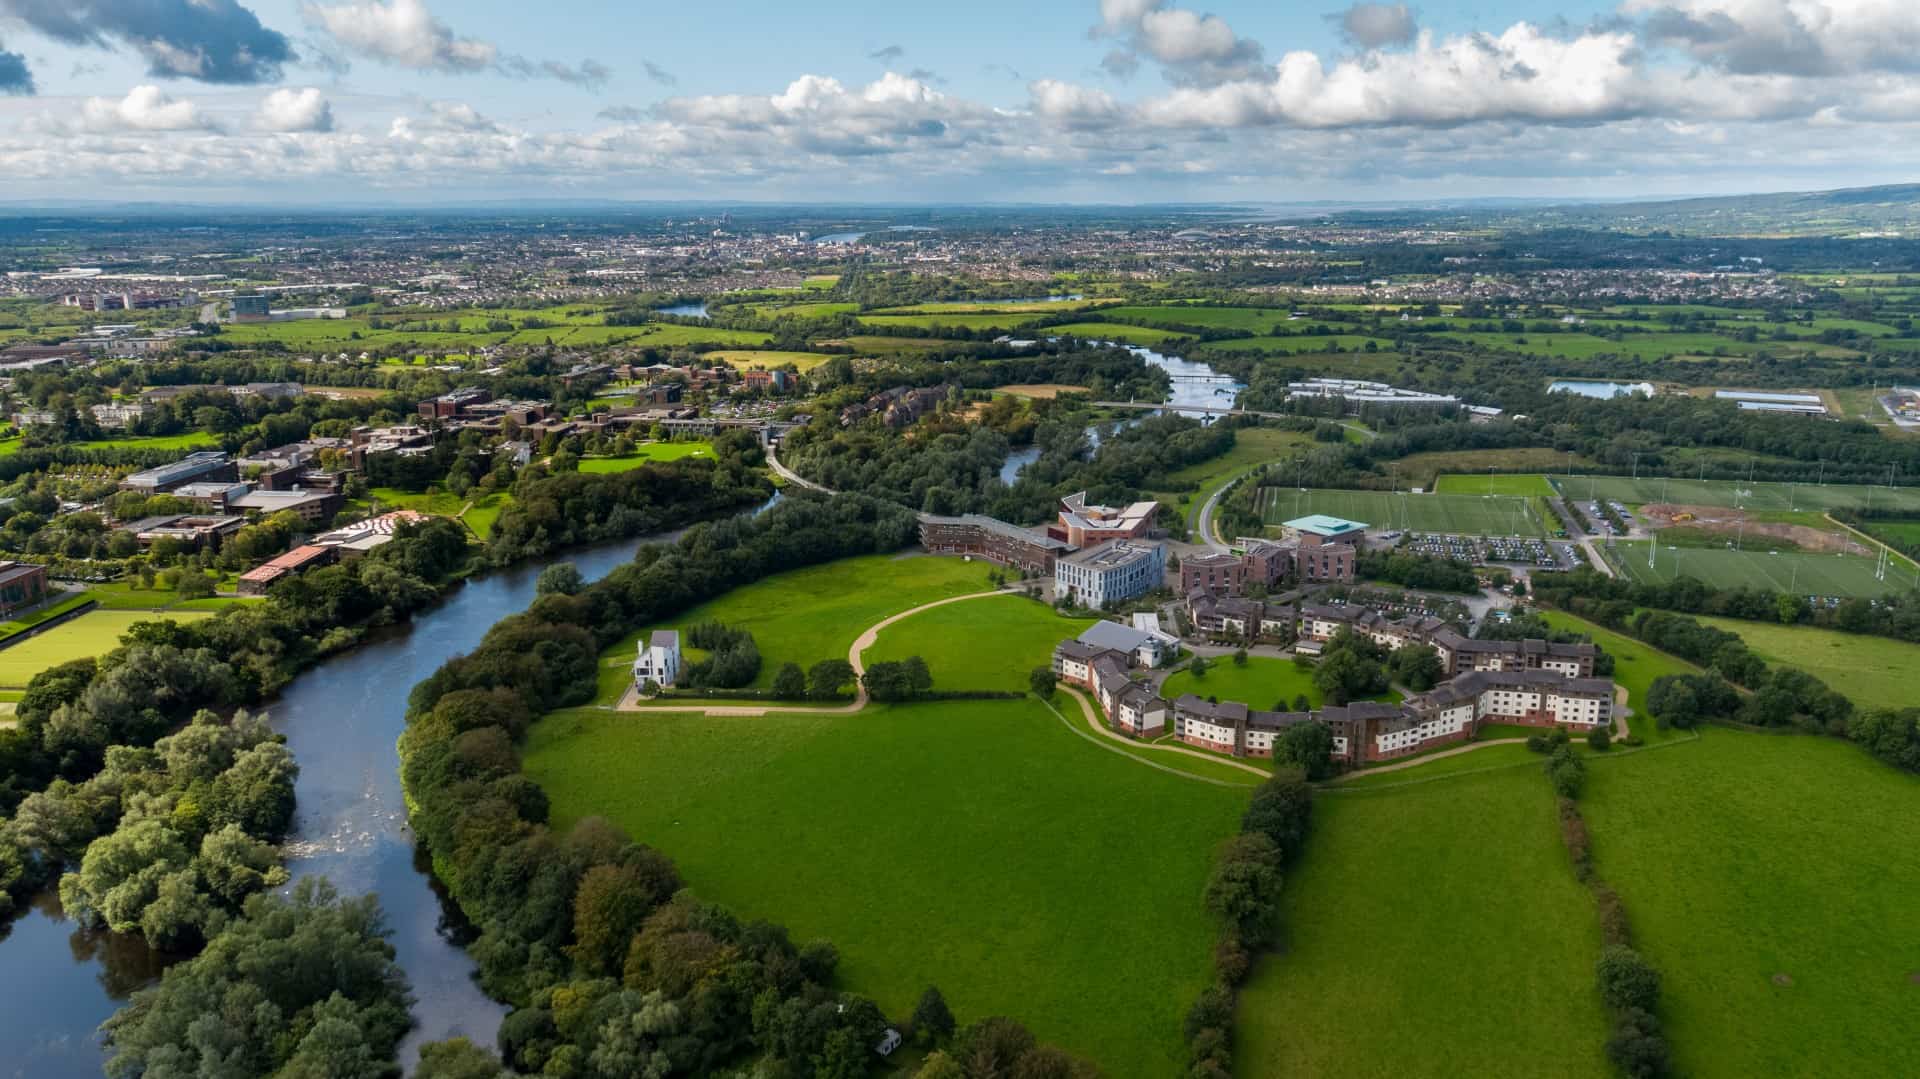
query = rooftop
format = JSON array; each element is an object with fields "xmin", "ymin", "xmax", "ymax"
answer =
[{"xmin": 1285, "ymin": 514, "xmax": 1368, "ymax": 537}]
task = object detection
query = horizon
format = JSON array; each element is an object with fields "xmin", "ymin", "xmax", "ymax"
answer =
[{"xmin": 2, "ymin": 2, "xmax": 1919, "ymax": 202}]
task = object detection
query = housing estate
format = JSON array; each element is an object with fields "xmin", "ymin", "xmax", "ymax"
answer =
[
  {"xmin": 1053, "ymin": 602, "xmax": 1615, "ymax": 766},
  {"xmin": 1294, "ymin": 603, "xmax": 1597, "ymax": 677}
]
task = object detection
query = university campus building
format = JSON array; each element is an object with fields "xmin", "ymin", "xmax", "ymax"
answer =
[
  {"xmin": 1053, "ymin": 602, "xmax": 1615, "ymax": 767},
  {"xmin": 1055, "ymin": 540, "xmax": 1166, "ymax": 608},
  {"xmin": 918, "ymin": 494, "xmax": 1169, "ymax": 607}
]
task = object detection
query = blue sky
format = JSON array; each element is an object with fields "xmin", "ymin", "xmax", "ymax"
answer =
[{"xmin": 0, "ymin": 1, "xmax": 1915, "ymax": 203}]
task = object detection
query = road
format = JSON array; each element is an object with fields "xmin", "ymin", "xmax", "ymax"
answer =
[
  {"xmin": 1093, "ymin": 400, "xmax": 1378, "ymax": 441},
  {"xmin": 1548, "ymin": 495, "xmax": 1616, "ymax": 578},
  {"xmin": 765, "ymin": 441, "xmax": 831, "ymax": 493}
]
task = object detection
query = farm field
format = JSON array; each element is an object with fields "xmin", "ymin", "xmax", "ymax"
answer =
[
  {"xmin": 1189, "ymin": 334, "xmax": 1395, "ymax": 356},
  {"xmin": 592, "ymin": 553, "xmax": 998, "ymax": 699},
  {"xmin": 0, "ymin": 608, "xmax": 214, "ymax": 686},
  {"xmin": 1551, "ymin": 474, "xmax": 1920, "ymax": 514},
  {"xmin": 740, "ymin": 301, "xmax": 857, "ymax": 320},
  {"xmin": 1045, "ymin": 322, "xmax": 1195, "ymax": 345},
  {"xmin": 1090, "ymin": 305, "xmax": 1297, "ymax": 333},
  {"xmin": 1602, "ymin": 540, "xmax": 1910, "ymax": 598},
  {"xmin": 1256, "ymin": 487, "xmax": 1547, "ymax": 536},
  {"xmin": 703, "ymin": 350, "xmax": 836, "ymax": 371},
  {"xmin": 1581, "ymin": 732, "xmax": 1920, "ymax": 1078},
  {"xmin": 525, "ymin": 697, "xmax": 1246, "ymax": 1078},
  {"xmin": 1235, "ymin": 767, "xmax": 1611, "ymax": 1079},
  {"xmin": 868, "ymin": 299, "xmax": 1113, "ymax": 314},
  {"xmin": 856, "ymin": 313, "xmax": 1048, "ymax": 332},
  {"xmin": 1693, "ymin": 616, "xmax": 1918, "ymax": 712},
  {"xmin": 1536, "ymin": 609, "xmax": 1697, "ymax": 731},
  {"xmin": 1159, "ymin": 656, "xmax": 1324, "ymax": 710},
  {"xmin": 863, "ymin": 593, "xmax": 1094, "ymax": 693}
]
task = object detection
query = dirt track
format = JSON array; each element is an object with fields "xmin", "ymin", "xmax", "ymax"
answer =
[{"xmin": 1640, "ymin": 503, "xmax": 1871, "ymax": 555}]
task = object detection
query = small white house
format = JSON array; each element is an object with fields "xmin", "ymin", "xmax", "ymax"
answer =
[{"xmin": 634, "ymin": 630, "xmax": 681, "ymax": 689}]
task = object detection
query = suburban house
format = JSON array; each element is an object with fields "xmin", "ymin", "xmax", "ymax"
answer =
[{"xmin": 634, "ymin": 630, "xmax": 682, "ymax": 690}]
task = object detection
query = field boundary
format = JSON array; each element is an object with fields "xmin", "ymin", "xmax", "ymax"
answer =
[{"xmin": 0, "ymin": 596, "xmax": 99, "ymax": 652}]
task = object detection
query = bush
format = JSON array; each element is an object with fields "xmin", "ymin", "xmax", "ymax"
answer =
[
  {"xmin": 1587, "ymin": 727, "xmax": 1612, "ymax": 751},
  {"xmin": 1558, "ymin": 796, "xmax": 1593, "ymax": 882},
  {"xmin": 1605, "ymin": 1007, "xmax": 1671, "ymax": 1079},
  {"xmin": 1547, "ymin": 744, "xmax": 1586, "ymax": 799},
  {"xmin": 1596, "ymin": 944, "xmax": 1662, "ymax": 1012}
]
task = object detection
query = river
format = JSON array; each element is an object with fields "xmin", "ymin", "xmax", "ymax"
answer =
[
  {"xmin": 655, "ymin": 301, "xmax": 709, "ymax": 319},
  {"xmin": 0, "ymin": 524, "xmax": 722, "ymax": 1077},
  {"xmin": 997, "ymin": 343, "xmax": 1240, "ymax": 484}
]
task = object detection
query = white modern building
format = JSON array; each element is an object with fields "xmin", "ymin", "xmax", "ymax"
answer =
[
  {"xmin": 1055, "ymin": 540, "xmax": 1165, "ymax": 609},
  {"xmin": 634, "ymin": 630, "xmax": 682, "ymax": 689}
]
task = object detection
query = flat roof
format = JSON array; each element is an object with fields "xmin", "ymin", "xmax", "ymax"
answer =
[{"xmin": 1284, "ymin": 514, "xmax": 1368, "ymax": 536}]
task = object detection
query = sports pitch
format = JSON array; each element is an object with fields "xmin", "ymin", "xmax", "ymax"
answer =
[
  {"xmin": 1550, "ymin": 474, "xmax": 1920, "ymax": 514},
  {"xmin": 1603, "ymin": 540, "xmax": 1914, "ymax": 598},
  {"xmin": 1256, "ymin": 487, "xmax": 1547, "ymax": 537}
]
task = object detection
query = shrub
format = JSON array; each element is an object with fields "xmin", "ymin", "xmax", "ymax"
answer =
[
  {"xmin": 1587, "ymin": 727, "xmax": 1611, "ymax": 751},
  {"xmin": 1596, "ymin": 944, "xmax": 1662, "ymax": 1013}
]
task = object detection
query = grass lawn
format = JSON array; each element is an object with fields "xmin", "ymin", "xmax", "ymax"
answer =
[
  {"xmin": 1550, "ymin": 474, "xmax": 1920, "ymax": 515},
  {"xmin": 592, "ymin": 554, "xmax": 999, "ymax": 699},
  {"xmin": 1044, "ymin": 322, "xmax": 1196, "ymax": 345},
  {"xmin": 1235, "ymin": 766, "xmax": 1612, "ymax": 1078},
  {"xmin": 0, "ymin": 608, "xmax": 214, "ymax": 686},
  {"xmin": 704, "ymin": 350, "xmax": 836, "ymax": 372},
  {"xmin": 1433, "ymin": 471, "xmax": 1560, "ymax": 497},
  {"xmin": 863, "ymin": 594, "xmax": 1094, "ymax": 692},
  {"xmin": 369, "ymin": 486, "xmax": 510, "ymax": 539},
  {"xmin": 576, "ymin": 441, "xmax": 714, "ymax": 473},
  {"xmin": 1256, "ymin": 487, "xmax": 1548, "ymax": 537},
  {"xmin": 80, "ymin": 580, "xmax": 249, "ymax": 611},
  {"xmin": 1694, "ymin": 616, "xmax": 1918, "ymax": 712},
  {"xmin": 0, "ymin": 591, "xmax": 96, "ymax": 642},
  {"xmin": 1149, "ymin": 427, "xmax": 1314, "ymax": 538},
  {"xmin": 1582, "ymin": 731, "xmax": 1920, "ymax": 1077},
  {"xmin": 1537, "ymin": 610, "xmax": 1694, "ymax": 738},
  {"xmin": 71, "ymin": 432, "xmax": 219, "ymax": 453},
  {"xmin": 1602, "ymin": 541, "xmax": 1909, "ymax": 599},
  {"xmin": 525, "ymin": 698, "xmax": 1246, "ymax": 1078},
  {"xmin": 1160, "ymin": 656, "xmax": 1324, "ymax": 711}
]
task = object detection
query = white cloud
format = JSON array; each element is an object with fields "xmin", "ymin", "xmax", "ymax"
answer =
[
  {"xmin": 1028, "ymin": 79, "xmax": 1123, "ymax": 129},
  {"xmin": 80, "ymin": 85, "xmax": 217, "ymax": 132},
  {"xmin": 1626, "ymin": 0, "xmax": 1920, "ymax": 76},
  {"xmin": 1332, "ymin": 3, "xmax": 1420, "ymax": 49},
  {"xmin": 256, "ymin": 87, "xmax": 334, "ymax": 132},
  {"xmin": 1094, "ymin": 0, "xmax": 1266, "ymax": 86},
  {"xmin": 301, "ymin": 0, "xmax": 496, "ymax": 71}
]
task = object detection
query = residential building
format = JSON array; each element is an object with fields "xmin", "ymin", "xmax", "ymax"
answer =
[
  {"xmin": 1294, "ymin": 604, "xmax": 1596, "ymax": 678},
  {"xmin": 1186, "ymin": 589, "xmax": 1296, "ymax": 639},
  {"xmin": 236, "ymin": 544, "xmax": 337, "ymax": 595},
  {"xmin": 1055, "ymin": 540, "xmax": 1165, "ymax": 608},
  {"xmin": 0, "ymin": 561, "xmax": 49, "ymax": 615},
  {"xmin": 634, "ymin": 630, "xmax": 682, "ymax": 689},
  {"xmin": 89, "ymin": 402, "xmax": 146, "ymax": 428},
  {"xmin": 1076, "ymin": 619, "xmax": 1174, "ymax": 668},
  {"xmin": 918, "ymin": 513, "xmax": 1076, "ymax": 575}
]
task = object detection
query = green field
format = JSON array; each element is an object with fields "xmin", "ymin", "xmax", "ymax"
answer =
[
  {"xmin": 1256, "ymin": 487, "xmax": 1547, "ymax": 536},
  {"xmin": 526, "ymin": 698, "xmax": 1245, "ymax": 1077},
  {"xmin": 72, "ymin": 432, "xmax": 220, "ymax": 453},
  {"xmin": 1045, "ymin": 322, "xmax": 1196, "ymax": 345},
  {"xmin": 1149, "ymin": 427, "xmax": 1313, "ymax": 538},
  {"xmin": 856, "ymin": 313, "xmax": 1048, "ymax": 332},
  {"xmin": 1552, "ymin": 475, "xmax": 1920, "ymax": 514},
  {"xmin": 594, "ymin": 554, "xmax": 997, "ymax": 699},
  {"xmin": 863, "ymin": 594, "xmax": 1094, "ymax": 693},
  {"xmin": 79, "ymin": 580, "xmax": 249, "ymax": 612},
  {"xmin": 1537, "ymin": 609, "xmax": 1693, "ymax": 731},
  {"xmin": 704, "ymin": 350, "xmax": 836, "ymax": 371},
  {"xmin": 1581, "ymin": 732, "xmax": 1920, "ymax": 1077},
  {"xmin": 368, "ymin": 486, "xmax": 510, "ymax": 539},
  {"xmin": 576, "ymin": 440, "xmax": 713, "ymax": 473},
  {"xmin": 0, "ymin": 608, "xmax": 214, "ymax": 686},
  {"xmin": 1160, "ymin": 657, "xmax": 1324, "ymax": 711},
  {"xmin": 1694, "ymin": 616, "xmax": 1919, "ymax": 712},
  {"xmin": 1236, "ymin": 767, "xmax": 1612, "ymax": 1078},
  {"xmin": 1190, "ymin": 334, "xmax": 1396, "ymax": 356},
  {"xmin": 1602, "ymin": 540, "xmax": 1910, "ymax": 598},
  {"xmin": 1433, "ymin": 472, "xmax": 1559, "ymax": 497}
]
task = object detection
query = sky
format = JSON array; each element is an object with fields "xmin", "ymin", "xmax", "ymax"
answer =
[{"xmin": 0, "ymin": 0, "xmax": 1915, "ymax": 205}]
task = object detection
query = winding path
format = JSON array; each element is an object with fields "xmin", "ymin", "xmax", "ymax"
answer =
[
  {"xmin": 615, "ymin": 588, "xmax": 1008, "ymax": 715},
  {"xmin": 765, "ymin": 441, "xmax": 832, "ymax": 494},
  {"xmin": 1053, "ymin": 686, "xmax": 1269, "ymax": 781}
]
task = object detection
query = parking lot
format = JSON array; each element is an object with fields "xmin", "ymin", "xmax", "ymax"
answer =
[{"xmin": 1399, "ymin": 532, "xmax": 1582, "ymax": 569}]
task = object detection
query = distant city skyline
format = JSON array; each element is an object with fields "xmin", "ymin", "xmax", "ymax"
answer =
[{"xmin": 0, "ymin": 1, "xmax": 1916, "ymax": 203}]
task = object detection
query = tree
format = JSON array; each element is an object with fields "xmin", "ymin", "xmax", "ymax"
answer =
[
  {"xmin": 1274, "ymin": 721, "xmax": 1335, "ymax": 780},
  {"xmin": 568, "ymin": 859, "xmax": 679, "ymax": 975},
  {"xmin": 807, "ymin": 659, "xmax": 855, "ymax": 701},
  {"xmin": 1644, "ymin": 675, "xmax": 1700, "ymax": 730},
  {"xmin": 1241, "ymin": 769, "xmax": 1313, "ymax": 855},
  {"xmin": 911, "ymin": 985, "xmax": 957, "ymax": 1047},
  {"xmin": 1388, "ymin": 644, "xmax": 1444, "ymax": 692},
  {"xmin": 1587, "ymin": 727, "xmax": 1611, "ymax": 751},
  {"xmin": 1028, "ymin": 667, "xmax": 1058, "ymax": 700},
  {"xmin": 1204, "ymin": 833, "xmax": 1282, "ymax": 939},
  {"xmin": 1605, "ymin": 1007, "xmax": 1671, "ymax": 1079},
  {"xmin": 1596, "ymin": 944, "xmax": 1662, "ymax": 1012},
  {"xmin": 1232, "ymin": 647, "xmax": 1248, "ymax": 667},
  {"xmin": 535, "ymin": 562, "xmax": 584, "ymax": 596},
  {"xmin": 1547, "ymin": 744, "xmax": 1586, "ymax": 799},
  {"xmin": 914, "ymin": 1051, "xmax": 967, "ymax": 1079},
  {"xmin": 415, "ymin": 1038, "xmax": 510, "ymax": 1079},
  {"xmin": 1190, "ymin": 655, "xmax": 1210, "ymax": 679},
  {"xmin": 773, "ymin": 662, "xmax": 807, "ymax": 700}
]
